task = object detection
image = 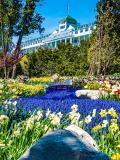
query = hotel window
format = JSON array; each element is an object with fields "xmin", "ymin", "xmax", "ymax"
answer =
[
  {"xmin": 85, "ymin": 28, "xmax": 89, "ymax": 32},
  {"xmin": 60, "ymin": 25, "xmax": 65, "ymax": 29},
  {"xmin": 90, "ymin": 26, "xmax": 94, "ymax": 31},
  {"xmin": 80, "ymin": 29, "xmax": 83, "ymax": 33},
  {"xmin": 75, "ymin": 31, "xmax": 78, "ymax": 34}
]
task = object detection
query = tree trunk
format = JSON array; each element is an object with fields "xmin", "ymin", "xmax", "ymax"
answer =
[
  {"xmin": 11, "ymin": 64, "xmax": 16, "ymax": 79},
  {"xmin": 4, "ymin": 67, "xmax": 7, "ymax": 79},
  {"xmin": 7, "ymin": 68, "xmax": 10, "ymax": 79}
]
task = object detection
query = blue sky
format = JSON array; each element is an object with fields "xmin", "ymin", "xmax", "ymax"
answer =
[{"xmin": 22, "ymin": 0, "xmax": 99, "ymax": 41}]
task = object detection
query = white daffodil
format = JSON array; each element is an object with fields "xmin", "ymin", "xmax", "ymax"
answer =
[
  {"xmin": 57, "ymin": 112, "xmax": 63, "ymax": 119},
  {"xmin": 69, "ymin": 111, "xmax": 80, "ymax": 125},
  {"xmin": 49, "ymin": 112, "xmax": 56, "ymax": 120},
  {"xmin": 46, "ymin": 109, "xmax": 51, "ymax": 117},
  {"xmin": 0, "ymin": 115, "xmax": 9, "ymax": 124},
  {"xmin": 7, "ymin": 101, "xmax": 12, "ymax": 105},
  {"xmin": 92, "ymin": 109, "xmax": 96, "ymax": 118},
  {"xmin": 51, "ymin": 115, "xmax": 60, "ymax": 125},
  {"xmin": 13, "ymin": 129, "xmax": 21, "ymax": 137},
  {"xmin": 71, "ymin": 112, "xmax": 81, "ymax": 125},
  {"xmin": 79, "ymin": 120, "xmax": 83, "ymax": 126},
  {"xmin": 102, "ymin": 120, "xmax": 109, "ymax": 128},
  {"xmin": 36, "ymin": 110, "xmax": 43, "ymax": 117},
  {"xmin": 3, "ymin": 100, "xmax": 8, "ymax": 104},
  {"xmin": 26, "ymin": 117, "xmax": 34, "ymax": 130},
  {"xmin": 34, "ymin": 110, "xmax": 43, "ymax": 121},
  {"xmin": 71, "ymin": 104, "xmax": 78, "ymax": 112},
  {"xmin": 85, "ymin": 115, "xmax": 92, "ymax": 124},
  {"xmin": 12, "ymin": 101, "xmax": 17, "ymax": 106}
]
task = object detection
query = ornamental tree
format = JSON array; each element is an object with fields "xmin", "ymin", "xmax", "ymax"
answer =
[{"xmin": 0, "ymin": 0, "xmax": 44, "ymax": 78}]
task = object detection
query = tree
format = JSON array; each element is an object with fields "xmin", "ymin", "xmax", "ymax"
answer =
[
  {"xmin": 19, "ymin": 55, "xmax": 29, "ymax": 74},
  {"xmin": 0, "ymin": 0, "xmax": 44, "ymax": 78},
  {"xmin": 88, "ymin": 0, "xmax": 120, "ymax": 75},
  {"xmin": 26, "ymin": 40, "xmax": 90, "ymax": 77}
]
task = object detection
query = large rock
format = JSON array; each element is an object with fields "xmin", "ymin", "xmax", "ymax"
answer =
[
  {"xmin": 65, "ymin": 125, "xmax": 99, "ymax": 151},
  {"xmin": 19, "ymin": 125, "xmax": 110, "ymax": 160},
  {"xmin": 75, "ymin": 90, "xmax": 108, "ymax": 99}
]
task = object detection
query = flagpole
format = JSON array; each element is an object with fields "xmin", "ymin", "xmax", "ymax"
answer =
[{"xmin": 67, "ymin": 0, "xmax": 70, "ymax": 16}]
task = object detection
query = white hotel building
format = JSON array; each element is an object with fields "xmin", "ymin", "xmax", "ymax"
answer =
[{"xmin": 21, "ymin": 16, "xmax": 95, "ymax": 52}]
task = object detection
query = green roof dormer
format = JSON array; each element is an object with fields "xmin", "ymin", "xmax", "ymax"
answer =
[{"xmin": 59, "ymin": 16, "xmax": 77, "ymax": 25}]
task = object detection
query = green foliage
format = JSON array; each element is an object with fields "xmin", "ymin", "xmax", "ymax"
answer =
[
  {"xmin": 112, "ymin": 73, "xmax": 120, "ymax": 76},
  {"xmin": 88, "ymin": 0, "xmax": 120, "ymax": 75},
  {"xmin": 0, "ymin": 0, "xmax": 44, "ymax": 78},
  {"xmin": 86, "ymin": 82, "xmax": 101, "ymax": 90},
  {"xmin": 0, "ymin": 80, "xmax": 15, "ymax": 102},
  {"xmin": 25, "ymin": 41, "xmax": 90, "ymax": 77},
  {"xmin": 100, "ymin": 94, "xmax": 120, "ymax": 101}
]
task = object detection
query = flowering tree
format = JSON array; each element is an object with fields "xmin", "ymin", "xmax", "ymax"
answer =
[{"xmin": 0, "ymin": 0, "xmax": 44, "ymax": 78}]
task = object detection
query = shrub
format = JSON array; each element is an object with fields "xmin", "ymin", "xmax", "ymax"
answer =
[{"xmin": 86, "ymin": 82, "xmax": 101, "ymax": 90}]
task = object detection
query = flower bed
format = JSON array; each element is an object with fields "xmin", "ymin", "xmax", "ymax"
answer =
[
  {"xmin": 0, "ymin": 79, "xmax": 45, "ymax": 99},
  {"xmin": 0, "ymin": 100, "xmax": 119, "ymax": 160},
  {"xmin": 29, "ymin": 77, "xmax": 53, "ymax": 84},
  {"xmin": 0, "ymin": 78, "xmax": 120, "ymax": 160},
  {"xmin": 17, "ymin": 89, "xmax": 120, "ymax": 114}
]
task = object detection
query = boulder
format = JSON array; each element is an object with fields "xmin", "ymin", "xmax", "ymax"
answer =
[
  {"xmin": 19, "ymin": 125, "xmax": 110, "ymax": 160},
  {"xmin": 75, "ymin": 90, "xmax": 108, "ymax": 99},
  {"xmin": 66, "ymin": 125, "xmax": 99, "ymax": 151}
]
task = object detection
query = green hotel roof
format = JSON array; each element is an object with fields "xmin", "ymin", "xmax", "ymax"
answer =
[{"xmin": 59, "ymin": 16, "xmax": 77, "ymax": 24}]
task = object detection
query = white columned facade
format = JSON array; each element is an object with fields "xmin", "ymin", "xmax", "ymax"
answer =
[{"xmin": 21, "ymin": 16, "xmax": 95, "ymax": 52}]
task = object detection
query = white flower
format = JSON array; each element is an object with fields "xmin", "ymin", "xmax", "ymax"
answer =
[
  {"xmin": 102, "ymin": 120, "xmax": 108, "ymax": 128},
  {"xmin": 112, "ymin": 85, "xmax": 118, "ymax": 89},
  {"xmin": 69, "ymin": 111, "xmax": 80, "ymax": 125},
  {"xmin": 13, "ymin": 129, "xmax": 21, "ymax": 137},
  {"xmin": 26, "ymin": 117, "xmax": 34, "ymax": 130},
  {"xmin": 0, "ymin": 115, "xmax": 9, "ymax": 124},
  {"xmin": 112, "ymin": 88, "xmax": 118, "ymax": 92},
  {"xmin": 12, "ymin": 101, "xmax": 17, "ymax": 106},
  {"xmin": 46, "ymin": 109, "xmax": 51, "ymax": 117},
  {"xmin": 7, "ymin": 101, "xmax": 12, "ymax": 105},
  {"xmin": 85, "ymin": 115, "xmax": 92, "ymax": 124},
  {"xmin": 71, "ymin": 104, "xmax": 78, "ymax": 112},
  {"xmin": 106, "ymin": 84, "xmax": 111, "ymax": 88},
  {"xmin": 34, "ymin": 110, "xmax": 43, "ymax": 121},
  {"xmin": 44, "ymin": 125, "xmax": 52, "ymax": 134},
  {"xmin": 49, "ymin": 112, "xmax": 56, "ymax": 120},
  {"xmin": 79, "ymin": 120, "xmax": 83, "ymax": 126},
  {"xmin": 36, "ymin": 110, "xmax": 43, "ymax": 116},
  {"xmin": 57, "ymin": 112, "xmax": 63, "ymax": 118},
  {"xmin": 92, "ymin": 109, "xmax": 96, "ymax": 118},
  {"xmin": 84, "ymin": 85, "xmax": 88, "ymax": 89},
  {"xmin": 4, "ymin": 100, "xmax": 8, "ymax": 104},
  {"xmin": 12, "ymin": 89, "xmax": 17, "ymax": 92},
  {"xmin": 51, "ymin": 115, "xmax": 60, "ymax": 125}
]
